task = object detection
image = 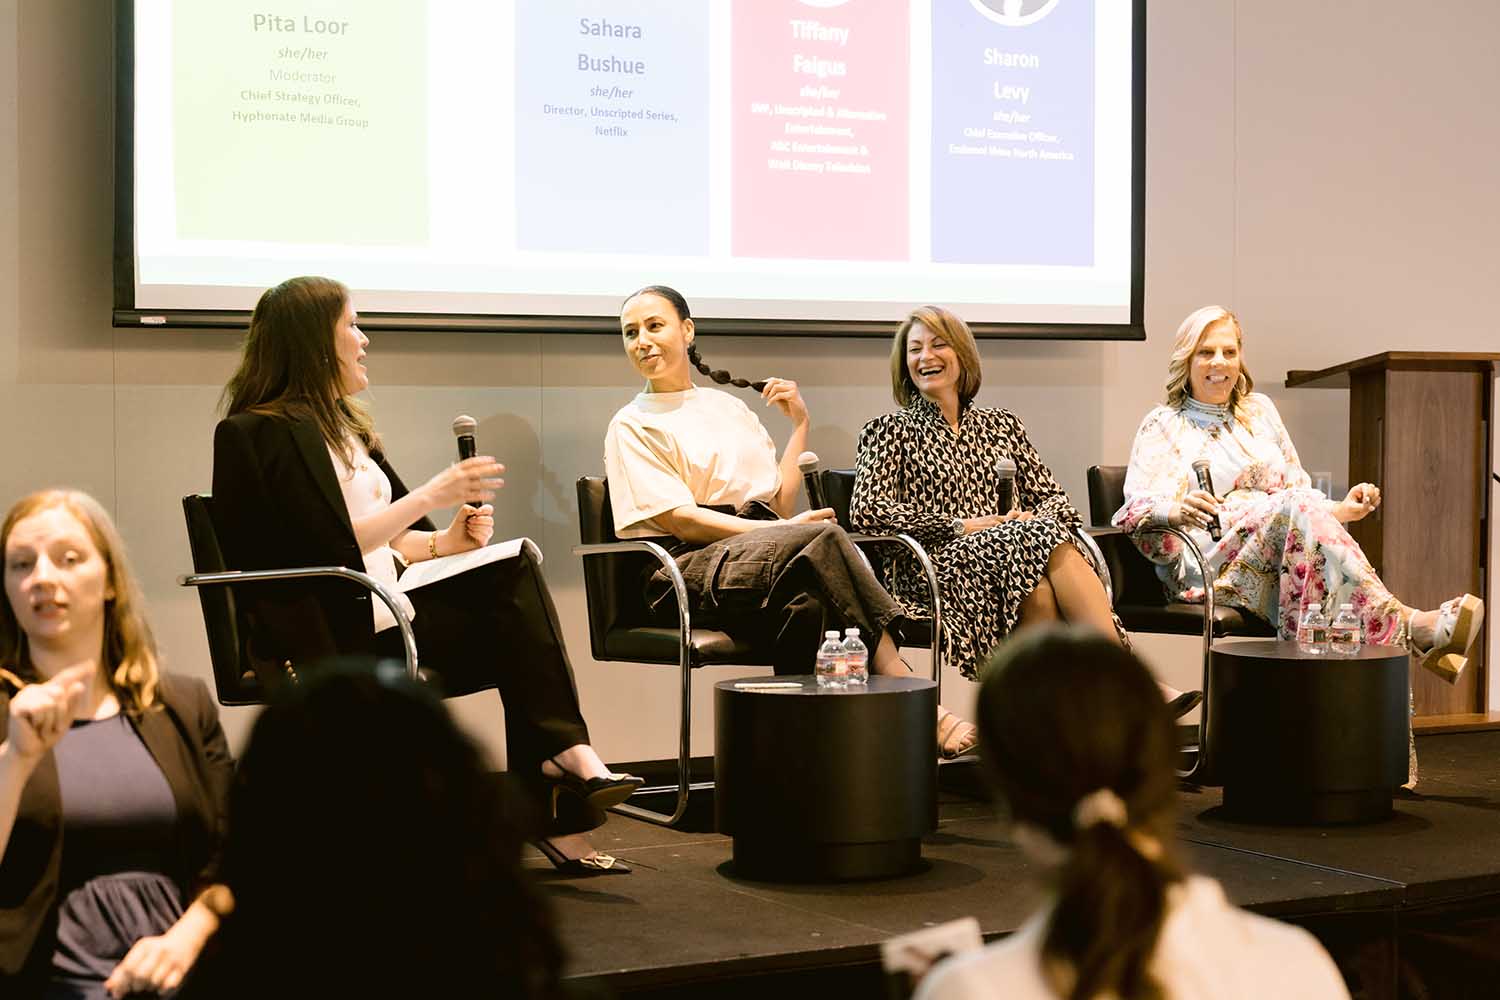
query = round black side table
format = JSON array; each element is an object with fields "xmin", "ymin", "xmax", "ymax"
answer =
[
  {"xmin": 1208, "ymin": 639, "xmax": 1409, "ymax": 824},
  {"xmin": 714, "ymin": 676, "xmax": 937, "ymax": 881}
]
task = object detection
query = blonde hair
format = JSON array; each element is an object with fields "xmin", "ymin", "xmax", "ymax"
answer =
[
  {"xmin": 890, "ymin": 306, "xmax": 983, "ymax": 408},
  {"xmin": 1164, "ymin": 306, "xmax": 1255, "ymax": 420},
  {"xmin": 0, "ymin": 490, "xmax": 161, "ymax": 714}
]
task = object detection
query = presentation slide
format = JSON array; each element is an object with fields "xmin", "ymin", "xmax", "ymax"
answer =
[
  {"xmin": 515, "ymin": 0, "xmax": 710, "ymax": 255},
  {"xmin": 730, "ymin": 0, "xmax": 909, "ymax": 261},
  {"xmin": 128, "ymin": 0, "xmax": 1138, "ymax": 329}
]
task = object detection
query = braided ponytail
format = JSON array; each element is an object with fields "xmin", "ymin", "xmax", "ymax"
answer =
[
  {"xmin": 686, "ymin": 343, "xmax": 767, "ymax": 393},
  {"xmin": 624, "ymin": 285, "xmax": 768, "ymax": 394}
]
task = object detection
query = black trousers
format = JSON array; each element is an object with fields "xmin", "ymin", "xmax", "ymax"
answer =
[
  {"xmin": 375, "ymin": 547, "xmax": 598, "ymax": 833},
  {"xmin": 648, "ymin": 522, "xmax": 906, "ymax": 675}
]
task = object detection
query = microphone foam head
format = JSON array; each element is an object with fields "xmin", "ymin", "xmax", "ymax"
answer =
[
  {"xmin": 1191, "ymin": 458, "xmax": 1211, "ymax": 474},
  {"xmin": 797, "ymin": 450, "xmax": 820, "ymax": 473},
  {"xmin": 452, "ymin": 414, "xmax": 477, "ymax": 437},
  {"xmin": 994, "ymin": 456, "xmax": 1016, "ymax": 477}
]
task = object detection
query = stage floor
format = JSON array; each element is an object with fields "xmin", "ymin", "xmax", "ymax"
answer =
[{"xmin": 529, "ymin": 732, "xmax": 1500, "ymax": 999}]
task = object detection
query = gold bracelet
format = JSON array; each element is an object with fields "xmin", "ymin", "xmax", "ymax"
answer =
[{"xmin": 428, "ymin": 531, "xmax": 439, "ymax": 560}]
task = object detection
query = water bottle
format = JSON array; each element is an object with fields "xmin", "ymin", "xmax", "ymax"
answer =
[
  {"xmin": 842, "ymin": 628, "xmax": 868, "ymax": 687},
  {"xmin": 1330, "ymin": 603, "xmax": 1361, "ymax": 655},
  {"xmin": 1297, "ymin": 603, "xmax": 1330, "ymax": 655},
  {"xmin": 815, "ymin": 630, "xmax": 847, "ymax": 689}
]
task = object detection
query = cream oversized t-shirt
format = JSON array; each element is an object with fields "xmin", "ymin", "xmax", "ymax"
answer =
[{"xmin": 604, "ymin": 386, "xmax": 782, "ymax": 538}]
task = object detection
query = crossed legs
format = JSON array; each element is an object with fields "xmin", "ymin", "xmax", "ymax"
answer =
[{"xmin": 1017, "ymin": 542, "xmax": 1120, "ymax": 642}]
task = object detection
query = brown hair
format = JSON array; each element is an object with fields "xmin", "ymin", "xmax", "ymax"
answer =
[
  {"xmin": 978, "ymin": 628, "xmax": 1184, "ymax": 1000},
  {"xmin": 1, "ymin": 490, "xmax": 162, "ymax": 715},
  {"xmin": 221, "ymin": 276, "xmax": 379, "ymax": 468},
  {"xmin": 1164, "ymin": 306, "xmax": 1255, "ymax": 423},
  {"xmin": 890, "ymin": 306, "xmax": 983, "ymax": 408}
]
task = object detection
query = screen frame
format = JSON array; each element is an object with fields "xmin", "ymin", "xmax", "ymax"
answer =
[{"xmin": 112, "ymin": 0, "xmax": 1146, "ymax": 340}]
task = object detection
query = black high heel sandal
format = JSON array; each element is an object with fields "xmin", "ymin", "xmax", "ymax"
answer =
[
  {"xmin": 543, "ymin": 755, "xmax": 644, "ymax": 811},
  {"xmin": 533, "ymin": 839, "xmax": 633, "ymax": 877}
]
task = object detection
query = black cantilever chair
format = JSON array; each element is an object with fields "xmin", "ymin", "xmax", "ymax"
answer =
[
  {"xmin": 573, "ymin": 476, "xmax": 945, "ymax": 827},
  {"xmin": 1084, "ymin": 466, "xmax": 1276, "ymax": 781},
  {"xmin": 180, "ymin": 494, "xmax": 417, "ymax": 706}
]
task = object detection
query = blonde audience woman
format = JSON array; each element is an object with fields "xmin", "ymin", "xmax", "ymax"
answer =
[{"xmin": 1, "ymin": 490, "xmax": 232, "ymax": 998}]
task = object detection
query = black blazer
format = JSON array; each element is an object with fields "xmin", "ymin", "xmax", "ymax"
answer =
[
  {"xmin": 211, "ymin": 411, "xmax": 435, "ymax": 671},
  {"xmin": 0, "ymin": 673, "xmax": 233, "ymax": 988}
]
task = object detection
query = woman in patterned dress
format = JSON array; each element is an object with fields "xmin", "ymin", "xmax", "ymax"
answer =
[
  {"xmin": 1114, "ymin": 305, "xmax": 1484, "ymax": 683},
  {"xmin": 850, "ymin": 307, "xmax": 1198, "ymax": 716}
]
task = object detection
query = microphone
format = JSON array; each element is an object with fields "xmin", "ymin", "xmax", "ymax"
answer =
[
  {"xmin": 452, "ymin": 414, "xmax": 477, "ymax": 461},
  {"xmin": 797, "ymin": 451, "xmax": 828, "ymax": 511},
  {"xmin": 1191, "ymin": 458, "xmax": 1222, "ymax": 541},
  {"xmin": 995, "ymin": 456, "xmax": 1017, "ymax": 515}
]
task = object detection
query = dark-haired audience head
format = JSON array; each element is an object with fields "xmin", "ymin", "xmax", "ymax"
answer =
[
  {"xmin": 890, "ymin": 305, "xmax": 983, "ymax": 408},
  {"xmin": 978, "ymin": 627, "xmax": 1182, "ymax": 1000},
  {"xmin": 619, "ymin": 284, "xmax": 766, "ymax": 394},
  {"xmin": 197, "ymin": 660, "xmax": 563, "ymax": 998},
  {"xmin": 1, "ymin": 489, "xmax": 161, "ymax": 714}
]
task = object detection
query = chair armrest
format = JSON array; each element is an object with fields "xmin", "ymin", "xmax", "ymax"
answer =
[
  {"xmin": 178, "ymin": 566, "xmax": 419, "ymax": 680},
  {"xmin": 1070, "ymin": 526, "xmax": 1114, "ymax": 607},
  {"xmin": 572, "ymin": 540, "xmax": 692, "ymax": 650},
  {"xmin": 847, "ymin": 533, "xmax": 942, "ymax": 685},
  {"xmin": 1085, "ymin": 524, "xmax": 1125, "ymax": 538}
]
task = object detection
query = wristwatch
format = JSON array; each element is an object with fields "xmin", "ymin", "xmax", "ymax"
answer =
[{"xmin": 951, "ymin": 517, "xmax": 965, "ymax": 537}]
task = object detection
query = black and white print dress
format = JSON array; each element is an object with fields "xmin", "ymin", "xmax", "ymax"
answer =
[{"xmin": 851, "ymin": 397, "xmax": 1083, "ymax": 680}]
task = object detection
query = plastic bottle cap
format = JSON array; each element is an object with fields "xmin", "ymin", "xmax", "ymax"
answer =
[
  {"xmin": 844, "ymin": 628, "xmax": 859, "ymax": 636},
  {"xmin": 825, "ymin": 630, "xmax": 840, "ymax": 638},
  {"xmin": 1340, "ymin": 603, "xmax": 1353, "ymax": 610}
]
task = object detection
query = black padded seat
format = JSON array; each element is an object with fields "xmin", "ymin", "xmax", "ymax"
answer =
[
  {"xmin": 1122, "ymin": 602, "xmax": 1277, "ymax": 638},
  {"xmin": 600, "ymin": 626, "xmax": 759, "ymax": 665}
]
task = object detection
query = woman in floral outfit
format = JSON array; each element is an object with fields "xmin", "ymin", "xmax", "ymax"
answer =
[{"xmin": 1115, "ymin": 305, "xmax": 1483, "ymax": 685}]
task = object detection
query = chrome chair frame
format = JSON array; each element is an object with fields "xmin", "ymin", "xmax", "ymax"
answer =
[{"xmin": 179, "ymin": 566, "xmax": 419, "ymax": 687}]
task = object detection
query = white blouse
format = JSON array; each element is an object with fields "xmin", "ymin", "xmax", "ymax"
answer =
[
  {"xmin": 329, "ymin": 438, "xmax": 416, "ymax": 633},
  {"xmin": 914, "ymin": 875, "xmax": 1349, "ymax": 1000},
  {"xmin": 604, "ymin": 386, "xmax": 782, "ymax": 538}
]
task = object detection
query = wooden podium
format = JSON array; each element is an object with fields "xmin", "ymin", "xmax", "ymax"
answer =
[{"xmin": 1287, "ymin": 353, "xmax": 1499, "ymax": 718}]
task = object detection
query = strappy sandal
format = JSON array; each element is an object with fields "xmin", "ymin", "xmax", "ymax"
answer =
[
  {"xmin": 937, "ymin": 707, "xmax": 979, "ymax": 759},
  {"xmin": 533, "ymin": 839, "xmax": 633, "ymax": 877},
  {"xmin": 1411, "ymin": 594, "xmax": 1485, "ymax": 685}
]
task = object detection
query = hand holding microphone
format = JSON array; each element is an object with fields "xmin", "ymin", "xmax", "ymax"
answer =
[
  {"xmin": 795, "ymin": 450, "xmax": 836, "ymax": 522},
  {"xmin": 1177, "ymin": 459, "xmax": 1223, "ymax": 539},
  {"xmin": 421, "ymin": 415, "xmax": 504, "ymax": 508}
]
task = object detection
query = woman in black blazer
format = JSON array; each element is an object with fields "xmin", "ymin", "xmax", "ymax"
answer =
[
  {"xmin": 211, "ymin": 276, "xmax": 637, "ymax": 876},
  {"xmin": 1, "ymin": 489, "xmax": 233, "ymax": 997}
]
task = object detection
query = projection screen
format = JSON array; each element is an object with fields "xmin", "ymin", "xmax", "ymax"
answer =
[{"xmin": 115, "ymin": 0, "xmax": 1145, "ymax": 337}]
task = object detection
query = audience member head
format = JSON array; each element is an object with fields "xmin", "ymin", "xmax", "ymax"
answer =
[
  {"xmin": 1, "ymin": 489, "xmax": 160, "ymax": 713},
  {"xmin": 220, "ymin": 275, "xmax": 377, "ymax": 464},
  {"xmin": 889, "ymin": 305, "xmax": 982, "ymax": 408},
  {"xmin": 1164, "ymin": 305, "xmax": 1254, "ymax": 416},
  {"xmin": 206, "ymin": 659, "xmax": 563, "ymax": 998},
  {"xmin": 978, "ymin": 627, "xmax": 1183, "ymax": 1000},
  {"xmin": 619, "ymin": 284, "xmax": 766, "ymax": 394}
]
